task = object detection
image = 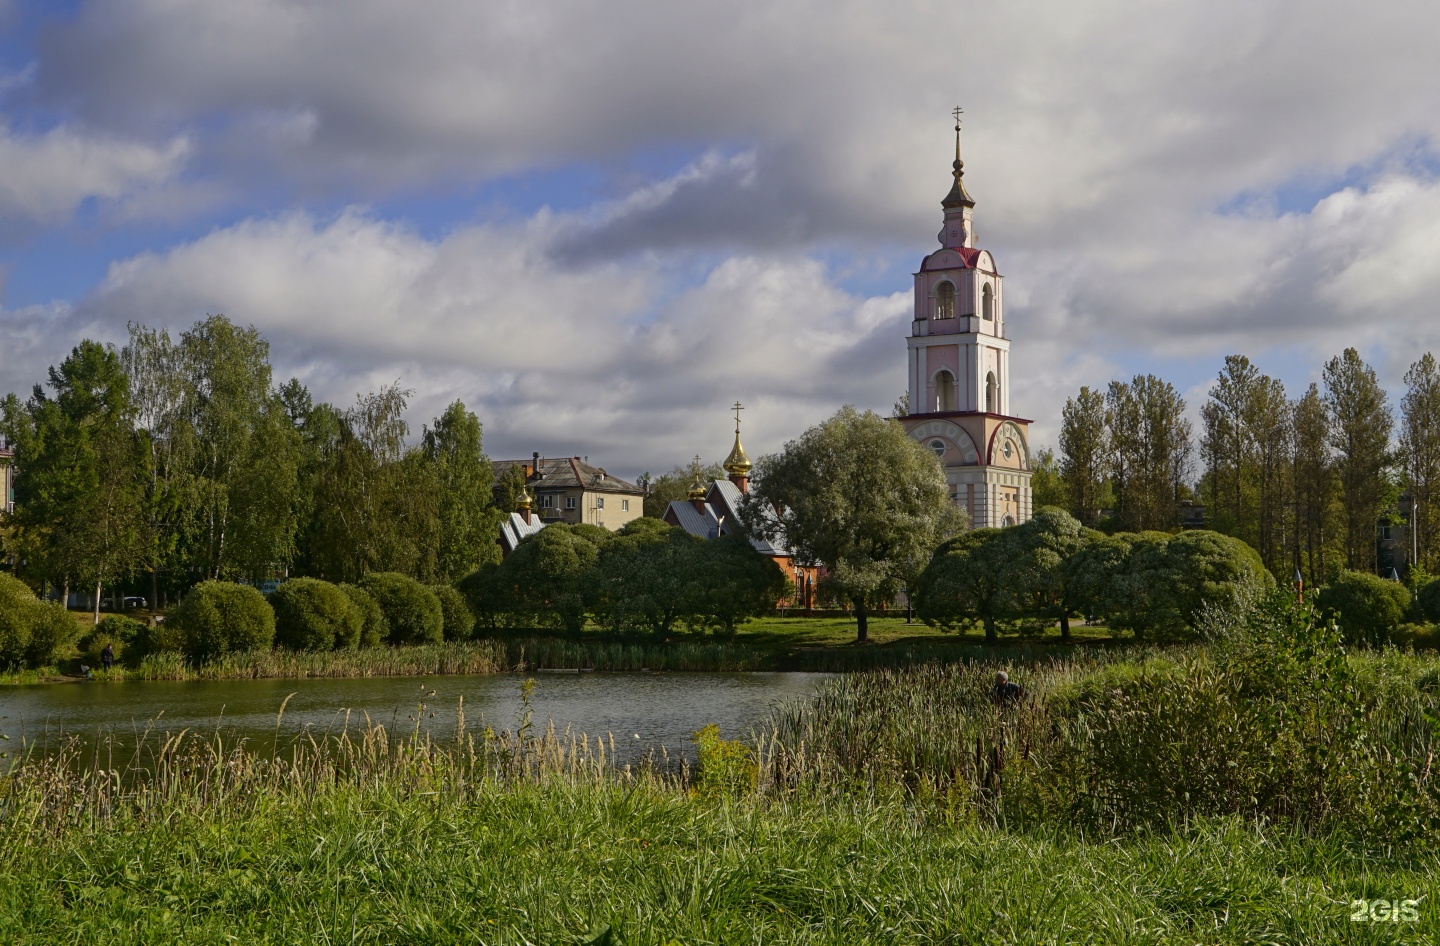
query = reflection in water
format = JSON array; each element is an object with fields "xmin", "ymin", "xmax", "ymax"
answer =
[{"xmin": 0, "ymin": 672, "xmax": 828, "ymax": 763}]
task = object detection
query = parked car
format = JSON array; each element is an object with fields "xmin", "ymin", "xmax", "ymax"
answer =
[{"xmin": 99, "ymin": 596, "xmax": 148, "ymax": 610}]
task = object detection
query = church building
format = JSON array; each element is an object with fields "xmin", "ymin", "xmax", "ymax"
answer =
[{"xmin": 898, "ymin": 114, "xmax": 1033, "ymax": 528}]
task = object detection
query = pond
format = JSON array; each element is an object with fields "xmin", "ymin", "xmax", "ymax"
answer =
[{"xmin": 0, "ymin": 672, "xmax": 830, "ymax": 764}]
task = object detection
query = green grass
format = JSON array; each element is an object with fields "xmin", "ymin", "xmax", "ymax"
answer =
[{"xmin": 1, "ymin": 784, "xmax": 1434, "ymax": 944}]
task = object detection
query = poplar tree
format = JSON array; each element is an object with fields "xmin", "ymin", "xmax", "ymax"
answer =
[
  {"xmin": 1401, "ymin": 352, "xmax": 1440, "ymax": 572},
  {"xmin": 1322, "ymin": 348, "xmax": 1394, "ymax": 572},
  {"xmin": 1201, "ymin": 355, "xmax": 1260, "ymax": 538},
  {"xmin": 1292, "ymin": 383, "xmax": 1335, "ymax": 584},
  {"xmin": 1059, "ymin": 386, "xmax": 1108, "ymax": 526},
  {"xmin": 1107, "ymin": 375, "xmax": 1191, "ymax": 531}
]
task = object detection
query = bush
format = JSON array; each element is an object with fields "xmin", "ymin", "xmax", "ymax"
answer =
[
  {"xmin": 1317, "ymin": 570, "xmax": 1411, "ymax": 646},
  {"xmin": 81, "ymin": 614, "xmax": 147, "ymax": 666},
  {"xmin": 431, "ymin": 584, "xmax": 475, "ymax": 641},
  {"xmin": 0, "ymin": 574, "xmax": 77, "ymax": 668},
  {"xmin": 340, "ymin": 584, "xmax": 386, "ymax": 648},
  {"xmin": 168, "ymin": 581, "xmax": 275, "ymax": 661},
  {"xmin": 358, "ymin": 572, "xmax": 443, "ymax": 646},
  {"xmin": 1418, "ymin": 578, "xmax": 1440, "ymax": 623},
  {"xmin": 271, "ymin": 578, "xmax": 362, "ymax": 651},
  {"xmin": 26, "ymin": 600, "xmax": 76, "ymax": 666}
]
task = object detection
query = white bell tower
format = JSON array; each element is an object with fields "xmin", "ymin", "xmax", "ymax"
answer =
[{"xmin": 899, "ymin": 110, "xmax": 1033, "ymax": 528}]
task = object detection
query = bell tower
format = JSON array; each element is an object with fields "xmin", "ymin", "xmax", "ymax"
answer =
[{"xmin": 899, "ymin": 110, "xmax": 1033, "ymax": 528}]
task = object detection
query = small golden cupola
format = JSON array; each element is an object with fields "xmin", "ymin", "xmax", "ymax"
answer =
[
  {"xmin": 515, "ymin": 482, "xmax": 533, "ymax": 523},
  {"xmin": 723, "ymin": 401, "xmax": 753, "ymax": 493},
  {"xmin": 687, "ymin": 454, "xmax": 708, "ymax": 510}
]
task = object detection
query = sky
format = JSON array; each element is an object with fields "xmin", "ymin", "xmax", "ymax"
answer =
[{"xmin": 2, "ymin": 0, "xmax": 1439, "ymax": 482}]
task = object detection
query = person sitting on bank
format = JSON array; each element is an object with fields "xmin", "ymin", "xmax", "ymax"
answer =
[{"xmin": 992, "ymin": 671, "xmax": 1023, "ymax": 707}]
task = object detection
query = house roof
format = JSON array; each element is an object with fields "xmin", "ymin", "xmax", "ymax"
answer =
[
  {"xmin": 499, "ymin": 511, "xmax": 547, "ymax": 553},
  {"xmin": 669, "ymin": 479, "xmax": 794, "ymax": 558},
  {"xmin": 493, "ymin": 457, "xmax": 643, "ymax": 495}
]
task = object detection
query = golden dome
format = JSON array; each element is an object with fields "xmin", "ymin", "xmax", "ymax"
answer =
[
  {"xmin": 687, "ymin": 454, "xmax": 707, "ymax": 500},
  {"xmin": 516, "ymin": 483, "xmax": 532, "ymax": 509},
  {"xmin": 723, "ymin": 401, "xmax": 752, "ymax": 476}
]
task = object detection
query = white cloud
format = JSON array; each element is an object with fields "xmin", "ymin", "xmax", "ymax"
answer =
[{"xmin": 0, "ymin": 124, "xmax": 189, "ymax": 224}]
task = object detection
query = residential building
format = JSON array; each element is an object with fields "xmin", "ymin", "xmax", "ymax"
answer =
[{"xmin": 492, "ymin": 454, "xmax": 645, "ymax": 554}]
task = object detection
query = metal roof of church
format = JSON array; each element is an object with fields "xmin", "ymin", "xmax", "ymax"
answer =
[{"xmin": 499, "ymin": 511, "xmax": 546, "ymax": 553}]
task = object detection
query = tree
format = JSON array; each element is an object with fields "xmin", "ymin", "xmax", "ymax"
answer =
[
  {"xmin": 1030, "ymin": 447, "xmax": 1066, "ymax": 511},
  {"xmin": 740, "ymin": 407, "xmax": 963, "ymax": 642},
  {"xmin": 1323, "ymin": 349, "xmax": 1394, "ymax": 571},
  {"xmin": 1200, "ymin": 354, "xmax": 1261, "ymax": 538},
  {"xmin": 1401, "ymin": 353, "xmax": 1440, "ymax": 573},
  {"xmin": 688, "ymin": 533, "xmax": 788, "ymax": 636},
  {"xmin": 1292, "ymin": 383, "xmax": 1335, "ymax": 585},
  {"xmin": 1008, "ymin": 508, "xmax": 1086, "ymax": 638},
  {"xmin": 1059, "ymin": 386, "xmax": 1108, "ymax": 526},
  {"xmin": 592, "ymin": 517, "xmax": 704, "ymax": 639},
  {"xmin": 642, "ymin": 461, "xmax": 725, "ymax": 518},
  {"xmin": 175, "ymin": 316, "xmax": 301, "ymax": 580},
  {"xmin": 2, "ymin": 341, "xmax": 149, "ymax": 619},
  {"xmin": 913, "ymin": 528, "xmax": 1016, "ymax": 643},
  {"xmin": 421, "ymin": 401, "xmax": 501, "ymax": 583},
  {"xmin": 1115, "ymin": 530, "xmax": 1271, "ymax": 640},
  {"xmin": 490, "ymin": 523, "xmax": 611, "ymax": 634},
  {"xmin": 1108, "ymin": 375, "xmax": 1192, "ymax": 532}
]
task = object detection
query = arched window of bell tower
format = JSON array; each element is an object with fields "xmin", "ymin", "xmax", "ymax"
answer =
[
  {"xmin": 935, "ymin": 281, "xmax": 955, "ymax": 320},
  {"xmin": 985, "ymin": 371, "xmax": 997, "ymax": 413},
  {"xmin": 982, "ymin": 283, "xmax": 994, "ymax": 321},
  {"xmin": 935, "ymin": 370, "xmax": 956, "ymax": 412}
]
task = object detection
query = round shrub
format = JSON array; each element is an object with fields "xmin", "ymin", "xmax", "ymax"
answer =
[
  {"xmin": 0, "ymin": 573, "xmax": 37, "ymax": 666},
  {"xmin": 1418, "ymin": 579, "xmax": 1440, "ymax": 623},
  {"xmin": 358, "ymin": 572, "xmax": 443, "ymax": 646},
  {"xmin": 340, "ymin": 584, "xmax": 386, "ymax": 648},
  {"xmin": 26, "ymin": 600, "xmax": 76, "ymax": 667},
  {"xmin": 82, "ymin": 614, "xmax": 147, "ymax": 666},
  {"xmin": 168, "ymin": 581, "xmax": 275, "ymax": 661},
  {"xmin": 431, "ymin": 584, "xmax": 475, "ymax": 641},
  {"xmin": 271, "ymin": 578, "xmax": 362, "ymax": 651},
  {"xmin": 1317, "ymin": 570, "xmax": 1412, "ymax": 646}
]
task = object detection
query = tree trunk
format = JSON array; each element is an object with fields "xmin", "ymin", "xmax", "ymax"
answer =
[
  {"xmin": 151, "ymin": 568, "xmax": 159, "ymax": 615},
  {"xmin": 855, "ymin": 600, "xmax": 869, "ymax": 643},
  {"xmin": 983, "ymin": 614, "xmax": 997, "ymax": 644},
  {"xmin": 93, "ymin": 576, "xmax": 102, "ymax": 626},
  {"xmin": 1059, "ymin": 610, "xmax": 1071, "ymax": 640}
]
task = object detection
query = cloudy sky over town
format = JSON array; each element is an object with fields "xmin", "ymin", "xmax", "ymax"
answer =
[{"xmin": 2, "ymin": 0, "xmax": 1438, "ymax": 478}]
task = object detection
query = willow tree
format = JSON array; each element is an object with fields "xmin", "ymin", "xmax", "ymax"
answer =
[{"xmin": 740, "ymin": 406, "xmax": 963, "ymax": 642}]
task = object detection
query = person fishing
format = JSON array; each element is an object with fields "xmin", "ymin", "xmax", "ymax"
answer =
[{"xmin": 992, "ymin": 671, "xmax": 1023, "ymax": 707}]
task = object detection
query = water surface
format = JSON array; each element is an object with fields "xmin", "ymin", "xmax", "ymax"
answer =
[{"xmin": 0, "ymin": 672, "xmax": 828, "ymax": 763}]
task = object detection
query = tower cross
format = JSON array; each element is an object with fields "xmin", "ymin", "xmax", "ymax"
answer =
[
  {"xmin": 952, "ymin": 106, "xmax": 963, "ymax": 127},
  {"xmin": 732, "ymin": 401, "xmax": 744, "ymax": 432}
]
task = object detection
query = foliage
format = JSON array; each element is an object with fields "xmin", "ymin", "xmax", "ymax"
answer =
[
  {"xmin": 1419, "ymin": 578, "xmax": 1440, "ymax": 624},
  {"xmin": 0, "ymin": 573, "xmax": 77, "ymax": 668},
  {"xmin": 1058, "ymin": 386, "xmax": 1108, "ymax": 527},
  {"xmin": 690, "ymin": 724, "xmax": 755, "ymax": 796},
  {"xmin": 1316, "ymin": 569, "xmax": 1412, "ymax": 646},
  {"xmin": 431, "ymin": 583, "xmax": 476, "ymax": 641},
  {"xmin": 81, "ymin": 614, "xmax": 148, "ymax": 666},
  {"xmin": 913, "ymin": 528, "xmax": 1016, "ymax": 643},
  {"xmin": 1402, "ymin": 353, "xmax": 1440, "ymax": 574},
  {"xmin": 1028, "ymin": 447, "xmax": 1066, "ymax": 511},
  {"xmin": 488, "ymin": 524, "xmax": 611, "ymax": 634},
  {"xmin": 358, "ymin": 572, "xmax": 443, "ymax": 646},
  {"xmin": 270, "ymin": 578, "xmax": 363, "ymax": 651},
  {"xmin": 1, "ymin": 340, "xmax": 149, "ymax": 619},
  {"xmin": 592, "ymin": 518, "xmax": 704, "ymax": 639},
  {"xmin": 339, "ymin": 584, "xmax": 387, "ymax": 648},
  {"xmin": 1007, "ymin": 508, "xmax": 1086, "ymax": 639},
  {"xmin": 420, "ymin": 401, "xmax": 501, "ymax": 582},
  {"xmin": 1105, "ymin": 374, "xmax": 1192, "ymax": 531},
  {"xmin": 1120, "ymin": 529, "xmax": 1274, "ymax": 640},
  {"xmin": 741, "ymin": 406, "xmax": 963, "ymax": 642},
  {"xmin": 168, "ymin": 580, "xmax": 276, "ymax": 660},
  {"xmin": 1323, "ymin": 348, "xmax": 1395, "ymax": 572},
  {"xmin": 687, "ymin": 533, "xmax": 788, "ymax": 636}
]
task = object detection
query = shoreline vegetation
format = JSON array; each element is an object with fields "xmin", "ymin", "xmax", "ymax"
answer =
[
  {"xmin": 3, "ymin": 592, "xmax": 1440, "ymax": 942},
  {"xmin": 1, "ymin": 615, "xmax": 1126, "ymax": 685}
]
